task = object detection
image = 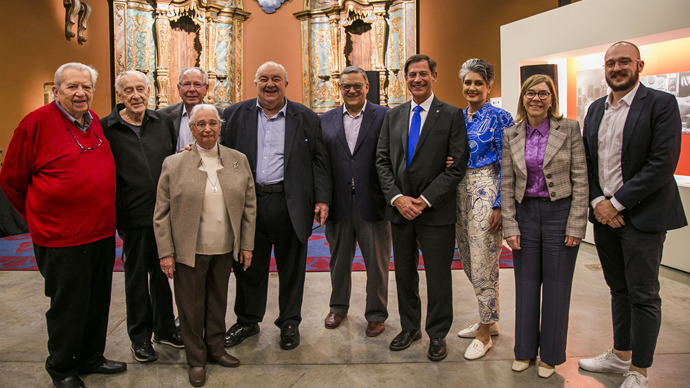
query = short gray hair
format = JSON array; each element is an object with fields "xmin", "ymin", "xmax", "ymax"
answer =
[
  {"xmin": 114, "ymin": 70, "xmax": 150, "ymax": 94},
  {"xmin": 340, "ymin": 66, "xmax": 369, "ymax": 83},
  {"xmin": 179, "ymin": 67, "xmax": 208, "ymax": 84},
  {"xmin": 54, "ymin": 62, "xmax": 98, "ymax": 88},
  {"xmin": 255, "ymin": 61, "xmax": 288, "ymax": 83},
  {"xmin": 189, "ymin": 103, "xmax": 221, "ymax": 123},
  {"xmin": 459, "ymin": 58, "xmax": 495, "ymax": 85}
]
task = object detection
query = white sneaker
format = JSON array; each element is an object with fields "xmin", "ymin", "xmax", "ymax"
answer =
[
  {"xmin": 464, "ymin": 338, "xmax": 493, "ymax": 360},
  {"xmin": 620, "ymin": 371, "xmax": 648, "ymax": 388},
  {"xmin": 457, "ymin": 322, "xmax": 499, "ymax": 338},
  {"xmin": 578, "ymin": 349, "xmax": 631, "ymax": 373}
]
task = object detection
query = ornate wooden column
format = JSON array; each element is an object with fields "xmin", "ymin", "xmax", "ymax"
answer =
[
  {"xmin": 111, "ymin": 0, "xmax": 249, "ymax": 108},
  {"xmin": 294, "ymin": 0, "xmax": 416, "ymax": 112}
]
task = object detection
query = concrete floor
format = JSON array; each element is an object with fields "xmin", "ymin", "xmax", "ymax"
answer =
[{"xmin": 0, "ymin": 243, "xmax": 689, "ymax": 388}]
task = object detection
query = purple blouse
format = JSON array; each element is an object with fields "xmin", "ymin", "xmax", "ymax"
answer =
[{"xmin": 524, "ymin": 119, "xmax": 550, "ymax": 198}]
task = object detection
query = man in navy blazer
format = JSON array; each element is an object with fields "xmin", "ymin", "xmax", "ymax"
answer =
[
  {"xmin": 376, "ymin": 54, "xmax": 469, "ymax": 361},
  {"xmin": 320, "ymin": 66, "xmax": 391, "ymax": 337},
  {"xmin": 220, "ymin": 61, "xmax": 331, "ymax": 351},
  {"xmin": 579, "ymin": 41, "xmax": 686, "ymax": 387}
]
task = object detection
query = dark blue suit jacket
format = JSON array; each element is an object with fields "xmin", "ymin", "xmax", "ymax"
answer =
[
  {"xmin": 320, "ymin": 101, "xmax": 388, "ymax": 222},
  {"xmin": 220, "ymin": 98, "xmax": 332, "ymax": 243},
  {"xmin": 583, "ymin": 83, "xmax": 687, "ymax": 232}
]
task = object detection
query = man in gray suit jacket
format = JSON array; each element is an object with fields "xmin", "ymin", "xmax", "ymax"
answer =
[
  {"xmin": 221, "ymin": 61, "xmax": 331, "ymax": 351},
  {"xmin": 320, "ymin": 66, "xmax": 391, "ymax": 337},
  {"xmin": 376, "ymin": 54, "xmax": 468, "ymax": 361},
  {"xmin": 157, "ymin": 67, "xmax": 223, "ymax": 151},
  {"xmin": 579, "ymin": 41, "xmax": 687, "ymax": 388}
]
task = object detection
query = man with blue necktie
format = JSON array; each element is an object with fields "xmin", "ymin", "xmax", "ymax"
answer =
[{"xmin": 376, "ymin": 54, "xmax": 468, "ymax": 361}]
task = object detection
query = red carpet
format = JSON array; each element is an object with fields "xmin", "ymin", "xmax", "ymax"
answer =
[{"xmin": 0, "ymin": 225, "xmax": 513, "ymax": 272}]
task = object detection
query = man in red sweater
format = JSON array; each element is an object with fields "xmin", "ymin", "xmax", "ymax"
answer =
[{"xmin": 0, "ymin": 62, "xmax": 127, "ymax": 388}]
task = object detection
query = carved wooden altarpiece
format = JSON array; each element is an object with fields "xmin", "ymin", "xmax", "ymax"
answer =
[
  {"xmin": 112, "ymin": 0, "xmax": 249, "ymax": 108},
  {"xmin": 294, "ymin": 0, "xmax": 416, "ymax": 112}
]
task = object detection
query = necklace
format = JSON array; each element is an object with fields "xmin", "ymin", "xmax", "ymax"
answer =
[{"xmin": 199, "ymin": 159, "xmax": 219, "ymax": 193}]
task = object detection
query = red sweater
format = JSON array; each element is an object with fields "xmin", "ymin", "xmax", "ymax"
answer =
[{"xmin": 0, "ymin": 102, "xmax": 116, "ymax": 247}]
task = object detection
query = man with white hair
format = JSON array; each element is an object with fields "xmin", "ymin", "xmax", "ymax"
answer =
[
  {"xmin": 220, "ymin": 61, "xmax": 331, "ymax": 350},
  {"xmin": 0, "ymin": 62, "xmax": 127, "ymax": 388},
  {"xmin": 101, "ymin": 70, "xmax": 182, "ymax": 364},
  {"xmin": 158, "ymin": 67, "xmax": 224, "ymax": 151}
]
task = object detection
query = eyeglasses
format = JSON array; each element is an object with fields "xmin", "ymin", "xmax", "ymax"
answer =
[
  {"xmin": 66, "ymin": 128, "xmax": 103, "ymax": 153},
  {"xmin": 604, "ymin": 59, "xmax": 637, "ymax": 70},
  {"xmin": 179, "ymin": 82, "xmax": 206, "ymax": 89},
  {"xmin": 524, "ymin": 91, "xmax": 551, "ymax": 100},
  {"xmin": 190, "ymin": 120, "xmax": 220, "ymax": 129},
  {"xmin": 340, "ymin": 83, "xmax": 364, "ymax": 91}
]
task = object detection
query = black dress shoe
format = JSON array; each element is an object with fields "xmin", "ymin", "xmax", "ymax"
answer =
[
  {"xmin": 428, "ymin": 337, "xmax": 447, "ymax": 361},
  {"xmin": 280, "ymin": 325, "xmax": 300, "ymax": 350},
  {"xmin": 224, "ymin": 323, "xmax": 260, "ymax": 347},
  {"xmin": 53, "ymin": 376, "xmax": 85, "ymax": 388},
  {"xmin": 389, "ymin": 329, "xmax": 422, "ymax": 351},
  {"xmin": 80, "ymin": 358, "xmax": 127, "ymax": 374}
]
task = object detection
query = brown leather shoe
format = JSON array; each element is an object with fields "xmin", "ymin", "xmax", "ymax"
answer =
[
  {"xmin": 324, "ymin": 312, "xmax": 345, "ymax": 329},
  {"xmin": 366, "ymin": 321, "xmax": 385, "ymax": 337},
  {"xmin": 214, "ymin": 353, "xmax": 240, "ymax": 368},
  {"xmin": 189, "ymin": 366, "xmax": 205, "ymax": 387}
]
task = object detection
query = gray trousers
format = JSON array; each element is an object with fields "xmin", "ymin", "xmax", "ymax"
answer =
[{"xmin": 325, "ymin": 194, "xmax": 391, "ymax": 322}]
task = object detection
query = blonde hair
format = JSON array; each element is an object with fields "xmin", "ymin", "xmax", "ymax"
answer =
[{"xmin": 515, "ymin": 74, "xmax": 562, "ymax": 124}]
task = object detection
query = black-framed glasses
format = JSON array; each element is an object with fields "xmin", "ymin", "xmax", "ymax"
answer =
[
  {"xmin": 66, "ymin": 128, "xmax": 103, "ymax": 153},
  {"xmin": 340, "ymin": 83, "xmax": 364, "ymax": 91},
  {"xmin": 524, "ymin": 91, "xmax": 551, "ymax": 100}
]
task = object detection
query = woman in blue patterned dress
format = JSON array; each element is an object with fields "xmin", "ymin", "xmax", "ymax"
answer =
[{"xmin": 454, "ymin": 59, "xmax": 514, "ymax": 360}]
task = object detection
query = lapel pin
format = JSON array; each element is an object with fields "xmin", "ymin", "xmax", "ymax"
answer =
[{"xmin": 436, "ymin": 110, "xmax": 440, "ymax": 113}]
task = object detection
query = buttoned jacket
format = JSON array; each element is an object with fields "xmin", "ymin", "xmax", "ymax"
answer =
[
  {"xmin": 376, "ymin": 97, "xmax": 469, "ymax": 225},
  {"xmin": 502, "ymin": 117, "xmax": 588, "ymax": 238}
]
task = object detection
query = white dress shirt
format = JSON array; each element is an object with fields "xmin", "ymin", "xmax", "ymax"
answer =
[{"xmin": 592, "ymin": 83, "xmax": 641, "ymax": 211}]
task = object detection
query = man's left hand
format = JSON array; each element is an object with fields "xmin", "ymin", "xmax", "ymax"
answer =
[{"xmin": 314, "ymin": 202, "xmax": 329, "ymax": 226}]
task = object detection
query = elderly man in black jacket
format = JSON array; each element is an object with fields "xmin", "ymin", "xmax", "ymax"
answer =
[{"xmin": 102, "ymin": 70, "xmax": 183, "ymax": 363}]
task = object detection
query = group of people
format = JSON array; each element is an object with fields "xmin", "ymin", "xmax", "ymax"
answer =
[{"xmin": 0, "ymin": 41, "xmax": 684, "ymax": 388}]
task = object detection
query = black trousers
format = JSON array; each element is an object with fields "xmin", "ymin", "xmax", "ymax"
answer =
[
  {"xmin": 391, "ymin": 221, "xmax": 455, "ymax": 338},
  {"xmin": 232, "ymin": 190, "xmax": 307, "ymax": 328},
  {"xmin": 593, "ymin": 216, "xmax": 666, "ymax": 368},
  {"xmin": 119, "ymin": 226, "xmax": 176, "ymax": 344},
  {"xmin": 34, "ymin": 235, "xmax": 115, "ymax": 381}
]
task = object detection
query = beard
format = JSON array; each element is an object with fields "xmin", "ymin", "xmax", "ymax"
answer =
[{"xmin": 606, "ymin": 67, "xmax": 640, "ymax": 92}]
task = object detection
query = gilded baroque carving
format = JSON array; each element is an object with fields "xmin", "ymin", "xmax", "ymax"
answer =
[
  {"xmin": 294, "ymin": 0, "xmax": 416, "ymax": 110},
  {"xmin": 113, "ymin": 0, "xmax": 248, "ymax": 108}
]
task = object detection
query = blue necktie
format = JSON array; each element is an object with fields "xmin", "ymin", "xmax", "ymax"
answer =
[{"xmin": 407, "ymin": 105, "xmax": 422, "ymax": 170}]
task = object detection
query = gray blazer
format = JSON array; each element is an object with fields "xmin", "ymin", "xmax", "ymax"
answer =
[
  {"xmin": 153, "ymin": 145, "xmax": 256, "ymax": 267},
  {"xmin": 501, "ymin": 117, "xmax": 588, "ymax": 239}
]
